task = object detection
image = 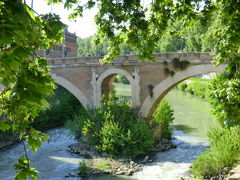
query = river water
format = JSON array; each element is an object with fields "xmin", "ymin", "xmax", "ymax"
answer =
[{"xmin": 0, "ymin": 90, "xmax": 214, "ymax": 180}]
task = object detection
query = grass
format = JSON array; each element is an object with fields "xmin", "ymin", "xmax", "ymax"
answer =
[
  {"xmin": 113, "ymin": 78, "xmax": 209, "ymax": 98},
  {"xmin": 94, "ymin": 160, "xmax": 111, "ymax": 170},
  {"xmin": 188, "ymin": 77, "xmax": 210, "ymax": 82},
  {"xmin": 114, "ymin": 83, "xmax": 131, "ymax": 97},
  {"xmin": 79, "ymin": 158, "xmax": 120, "ymax": 172}
]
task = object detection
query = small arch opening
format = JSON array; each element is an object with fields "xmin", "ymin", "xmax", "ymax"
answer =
[{"xmin": 101, "ymin": 74, "xmax": 132, "ymax": 106}]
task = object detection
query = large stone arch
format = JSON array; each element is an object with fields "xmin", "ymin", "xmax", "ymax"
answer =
[
  {"xmin": 139, "ymin": 64, "xmax": 227, "ymax": 118},
  {"xmin": 96, "ymin": 68, "xmax": 140, "ymax": 107},
  {"xmin": 0, "ymin": 76, "xmax": 90, "ymax": 109},
  {"xmin": 51, "ymin": 73, "xmax": 90, "ymax": 109}
]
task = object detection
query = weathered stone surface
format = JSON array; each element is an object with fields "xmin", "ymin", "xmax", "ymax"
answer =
[
  {"xmin": 230, "ymin": 166, "xmax": 240, "ymax": 175},
  {"xmin": 67, "ymin": 137, "xmax": 177, "ymax": 178},
  {"xmin": 0, "ymin": 133, "xmax": 18, "ymax": 150},
  {"xmin": 68, "ymin": 142, "xmax": 98, "ymax": 158},
  {"xmin": 46, "ymin": 53, "xmax": 227, "ymax": 118},
  {"xmin": 155, "ymin": 138, "xmax": 176, "ymax": 151},
  {"xmin": 228, "ymin": 173, "xmax": 240, "ymax": 180}
]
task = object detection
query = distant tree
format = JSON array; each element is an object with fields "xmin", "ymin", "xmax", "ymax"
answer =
[{"xmin": 77, "ymin": 36, "xmax": 135, "ymax": 57}]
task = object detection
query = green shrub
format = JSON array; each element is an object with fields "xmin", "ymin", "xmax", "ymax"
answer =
[
  {"xmin": 208, "ymin": 73, "xmax": 240, "ymax": 127},
  {"xmin": 79, "ymin": 160, "xmax": 88, "ymax": 176},
  {"xmin": 153, "ymin": 99, "xmax": 174, "ymax": 139},
  {"xmin": 97, "ymin": 118, "xmax": 154, "ymax": 158},
  {"xmin": 65, "ymin": 109, "xmax": 89, "ymax": 138},
  {"xmin": 33, "ymin": 85, "xmax": 84, "ymax": 130},
  {"xmin": 128, "ymin": 119, "xmax": 155, "ymax": 157},
  {"xmin": 177, "ymin": 80, "xmax": 210, "ymax": 100},
  {"xmin": 191, "ymin": 126, "xmax": 240, "ymax": 178},
  {"xmin": 97, "ymin": 119, "xmax": 123, "ymax": 155},
  {"xmin": 185, "ymin": 81, "xmax": 209, "ymax": 99},
  {"xmin": 177, "ymin": 82, "xmax": 188, "ymax": 91},
  {"xmin": 66, "ymin": 94, "xmax": 154, "ymax": 159}
]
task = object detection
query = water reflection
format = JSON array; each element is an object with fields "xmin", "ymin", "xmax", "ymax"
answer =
[
  {"xmin": 166, "ymin": 90, "xmax": 215, "ymax": 138},
  {"xmin": 49, "ymin": 156, "xmax": 81, "ymax": 164}
]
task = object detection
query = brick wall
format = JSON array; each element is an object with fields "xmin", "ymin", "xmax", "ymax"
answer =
[{"xmin": 37, "ymin": 28, "xmax": 77, "ymax": 58}]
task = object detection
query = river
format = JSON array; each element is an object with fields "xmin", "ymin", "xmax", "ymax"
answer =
[{"xmin": 0, "ymin": 90, "xmax": 214, "ymax": 179}]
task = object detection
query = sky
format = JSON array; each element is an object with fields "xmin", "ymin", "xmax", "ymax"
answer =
[{"xmin": 26, "ymin": 0, "xmax": 97, "ymax": 38}]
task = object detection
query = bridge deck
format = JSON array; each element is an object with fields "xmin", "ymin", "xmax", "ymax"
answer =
[{"xmin": 47, "ymin": 52, "xmax": 214, "ymax": 68}]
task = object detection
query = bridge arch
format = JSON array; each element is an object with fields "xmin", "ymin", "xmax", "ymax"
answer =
[
  {"xmin": 96, "ymin": 68, "xmax": 139, "ymax": 107},
  {"xmin": 139, "ymin": 64, "xmax": 227, "ymax": 118},
  {"xmin": 51, "ymin": 73, "xmax": 90, "ymax": 109}
]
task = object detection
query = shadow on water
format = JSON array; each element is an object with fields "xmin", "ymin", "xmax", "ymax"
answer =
[
  {"xmin": 83, "ymin": 175, "xmax": 138, "ymax": 180},
  {"xmin": 173, "ymin": 124, "xmax": 197, "ymax": 134}
]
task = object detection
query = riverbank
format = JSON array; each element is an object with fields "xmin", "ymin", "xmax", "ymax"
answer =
[
  {"xmin": 0, "ymin": 128, "xmax": 211, "ymax": 180},
  {"xmin": 0, "ymin": 90, "xmax": 217, "ymax": 180},
  {"xmin": 0, "ymin": 133, "xmax": 18, "ymax": 150},
  {"xmin": 67, "ymin": 138, "xmax": 176, "ymax": 177}
]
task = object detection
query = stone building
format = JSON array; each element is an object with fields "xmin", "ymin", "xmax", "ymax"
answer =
[{"xmin": 38, "ymin": 27, "xmax": 77, "ymax": 58}]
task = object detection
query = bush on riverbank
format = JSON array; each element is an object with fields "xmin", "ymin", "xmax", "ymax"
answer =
[
  {"xmin": 208, "ymin": 73, "xmax": 240, "ymax": 127},
  {"xmin": 191, "ymin": 126, "xmax": 240, "ymax": 178},
  {"xmin": 177, "ymin": 79, "xmax": 210, "ymax": 100},
  {"xmin": 152, "ymin": 99, "xmax": 174, "ymax": 140},
  {"xmin": 33, "ymin": 85, "xmax": 84, "ymax": 131},
  {"xmin": 66, "ymin": 95, "xmax": 154, "ymax": 159}
]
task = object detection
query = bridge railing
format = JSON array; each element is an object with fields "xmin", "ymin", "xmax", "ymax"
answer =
[{"xmin": 47, "ymin": 52, "xmax": 214, "ymax": 66}]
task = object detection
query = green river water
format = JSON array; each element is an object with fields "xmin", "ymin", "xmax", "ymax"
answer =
[{"xmin": 166, "ymin": 90, "xmax": 215, "ymax": 138}]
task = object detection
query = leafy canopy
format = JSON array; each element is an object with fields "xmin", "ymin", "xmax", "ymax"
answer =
[
  {"xmin": 1, "ymin": 0, "xmax": 240, "ymax": 179},
  {"xmin": 49, "ymin": 0, "xmax": 239, "ymax": 64},
  {"xmin": 60, "ymin": 0, "xmax": 240, "ymax": 127},
  {"xmin": 0, "ymin": 0, "xmax": 64, "ymax": 179}
]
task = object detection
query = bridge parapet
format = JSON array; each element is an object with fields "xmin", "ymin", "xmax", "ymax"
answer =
[{"xmin": 47, "ymin": 52, "xmax": 214, "ymax": 68}]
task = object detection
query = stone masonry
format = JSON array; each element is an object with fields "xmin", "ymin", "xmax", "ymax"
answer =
[{"xmin": 47, "ymin": 52, "xmax": 227, "ymax": 117}]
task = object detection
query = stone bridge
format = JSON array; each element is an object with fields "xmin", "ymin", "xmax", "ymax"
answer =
[
  {"xmin": 0, "ymin": 53, "xmax": 227, "ymax": 117},
  {"xmin": 47, "ymin": 52, "xmax": 227, "ymax": 118}
]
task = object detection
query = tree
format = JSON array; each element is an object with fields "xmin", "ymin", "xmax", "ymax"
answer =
[
  {"xmin": 77, "ymin": 36, "xmax": 135, "ymax": 57},
  {"xmin": 0, "ymin": 0, "xmax": 64, "ymax": 179},
  {"xmin": 63, "ymin": 0, "xmax": 240, "ymax": 127},
  {"xmin": 51, "ymin": 0, "xmax": 239, "ymax": 65}
]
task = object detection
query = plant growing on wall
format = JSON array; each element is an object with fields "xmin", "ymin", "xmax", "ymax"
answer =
[
  {"xmin": 147, "ymin": 84, "xmax": 154, "ymax": 98},
  {"xmin": 164, "ymin": 68, "xmax": 170, "ymax": 75},
  {"xmin": 172, "ymin": 58, "xmax": 190, "ymax": 70}
]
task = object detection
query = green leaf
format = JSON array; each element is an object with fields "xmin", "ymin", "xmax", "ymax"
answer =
[
  {"xmin": 24, "ymin": 5, "xmax": 35, "ymax": 21},
  {"xmin": 0, "ymin": 121, "xmax": 12, "ymax": 131}
]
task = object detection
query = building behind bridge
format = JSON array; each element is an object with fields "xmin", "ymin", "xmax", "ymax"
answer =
[{"xmin": 37, "ymin": 26, "xmax": 77, "ymax": 58}]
